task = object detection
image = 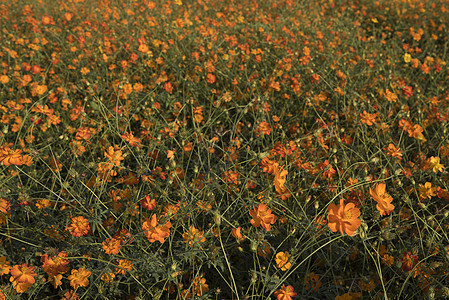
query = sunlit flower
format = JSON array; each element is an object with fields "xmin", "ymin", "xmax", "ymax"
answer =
[
  {"xmin": 327, "ymin": 199, "xmax": 361, "ymax": 236},
  {"xmin": 275, "ymin": 252, "xmax": 292, "ymax": 271},
  {"xmin": 274, "ymin": 284, "xmax": 297, "ymax": 300},
  {"xmin": 249, "ymin": 203, "xmax": 277, "ymax": 231},
  {"xmin": 101, "ymin": 272, "xmax": 115, "ymax": 283},
  {"xmin": 369, "ymin": 183, "xmax": 394, "ymax": 216}
]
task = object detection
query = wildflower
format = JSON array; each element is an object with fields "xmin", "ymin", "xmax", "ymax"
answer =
[
  {"xmin": 0, "ymin": 147, "xmax": 23, "ymax": 166},
  {"xmin": 401, "ymin": 252, "xmax": 420, "ymax": 277},
  {"xmin": 369, "ymin": 183, "xmax": 394, "ymax": 216},
  {"xmin": 0, "ymin": 256, "xmax": 11, "ymax": 275},
  {"xmin": 275, "ymin": 252, "xmax": 292, "ymax": 271},
  {"xmin": 140, "ymin": 195, "xmax": 156, "ymax": 210},
  {"xmin": 62, "ymin": 290, "xmax": 79, "ymax": 300},
  {"xmin": 257, "ymin": 121, "xmax": 272, "ymax": 135},
  {"xmin": 67, "ymin": 216, "xmax": 90, "ymax": 237},
  {"xmin": 116, "ymin": 259, "xmax": 133, "ymax": 275},
  {"xmin": 249, "ymin": 203, "xmax": 277, "ymax": 231},
  {"xmin": 273, "ymin": 163, "xmax": 288, "ymax": 194},
  {"xmin": 327, "ymin": 199, "xmax": 361, "ymax": 236},
  {"xmin": 121, "ymin": 132, "xmax": 141, "ymax": 147},
  {"xmin": 404, "ymin": 53, "xmax": 411, "ymax": 63},
  {"xmin": 142, "ymin": 214, "xmax": 171, "ymax": 243},
  {"xmin": 384, "ymin": 143, "xmax": 403, "ymax": 159},
  {"xmin": 102, "ymin": 237, "xmax": 121, "ymax": 255},
  {"xmin": 101, "ymin": 272, "xmax": 115, "ymax": 283},
  {"xmin": 427, "ymin": 156, "xmax": 444, "ymax": 173},
  {"xmin": 274, "ymin": 284, "xmax": 297, "ymax": 300},
  {"xmin": 68, "ymin": 267, "xmax": 91, "ymax": 288},
  {"xmin": 182, "ymin": 225, "xmax": 206, "ymax": 246},
  {"xmin": 360, "ymin": 111, "xmax": 376, "ymax": 125},
  {"xmin": 231, "ymin": 227, "xmax": 246, "ymax": 242},
  {"xmin": 10, "ymin": 263, "xmax": 37, "ymax": 293},
  {"xmin": 419, "ymin": 182, "xmax": 437, "ymax": 200},
  {"xmin": 193, "ymin": 276, "xmax": 209, "ymax": 296},
  {"xmin": 104, "ymin": 146, "xmax": 124, "ymax": 166}
]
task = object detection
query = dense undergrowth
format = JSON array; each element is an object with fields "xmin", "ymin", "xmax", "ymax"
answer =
[{"xmin": 0, "ymin": 0, "xmax": 449, "ymax": 299}]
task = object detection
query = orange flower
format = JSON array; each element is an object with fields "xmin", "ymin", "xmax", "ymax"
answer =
[
  {"xmin": 102, "ymin": 237, "xmax": 122, "ymax": 255},
  {"xmin": 257, "ymin": 121, "xmax": 272, "ymax": 135},
  {"xmin": 360, "ymin": 111, "xmax": 376, "ymax": 126},
  {"xmin": 67, "ymin": 216, "xmax": 90, "ymax": 237},
  {"xmin": 142, "ymin": 214, "xmax": 171, "ymax": 243},
  {"xmin": 305, "ymin": 272, "xmax": 322, "ymax": 292},
  {"xmin": 231, "ymin": 227, "xmax": 246, "ymax": 242},
  {"xmin": 0, "ymin": 147, "xmax": 23, "ymax": 166},
  {"xmin": 182, "ymin": 225, "xmax": 206, "ymax": 246},
  {"xmin": 68, "ymin": 267, "xmax": 91, "ymax": 289},
  {"xmin": 0, "ymin": 256, "xmax": 11, "ymax": 275},
  {"xmin": 101, "ymin": 272, "xmax": 115, "ymax": 283},
  {"xmin": 384, "ymin": 143, "xmax": 402, "ymax": 160},
  {"xmin": 275, "ymin": 251, "xmax": 292, "ymax": 271},
  {"xmin": 192, "ymin": 276, "xmax": 209, "ymax": 296},
  {"xmin": 0, "ymin": 75, "xmax": 9, "ymax": 84},
  {"xmin": 369, "ymin": 183, "xmax": 394, "ymax": 216},
  {"xmin": 273, "ymin": 163, "xmax": 288, "ymax": 194},
  {"xmin": 249, "ymin": 203, "xmax": 277, "ymax": 231},
  {"xmin": 104, "ymin": 146, "xmax": 124, "ymax": 166},
  {"xmin": 274, "ymin": 284, "xmax": 297, "ymax": 300},
  {"xmin": 121, "ymin": 132, "xmax": 141, "ymax": 147},
  {"xmin": 419, "ymin": 182, "xmax": 437, "ymax": 200},
  {"xmin": 116, "ymin": 259, "xmax": 133, "ymax": 275},
  {"xmin": 327, "ymin": 199, "xmax": 361, "ymax": 236},
  {"xmin": 140, "ymin": 195, "xmax": 156, "ymax": 210},
  {"xmin": 10, "ymin": 263, "xmax": 37, "ymax": 293}
]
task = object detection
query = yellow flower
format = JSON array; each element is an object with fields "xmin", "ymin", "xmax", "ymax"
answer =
[
  {"xmin": 275, "ymin": 252, "xmax": 292, "ymax": 271},
  {"xmin": 404, "ymin": 53, "xmax": 411, "ymax": 63},
  {"xmin": 428, "ymin": 156, "xmax": 444, "ymax": 173},
  {"xmin": 418, "ymin": 182, "xmax": 437, "ymax": 200}
]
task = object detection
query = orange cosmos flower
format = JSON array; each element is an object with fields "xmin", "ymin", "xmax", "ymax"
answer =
[
  {"xmin": 231, "ymin": 227, "xmax": 246, "ymax": 242},
  {"xmin": 327, "ymin": 199, "xmax": 361, "ymax": 236},
  {"xmin": 274, "ymin": 284, "xmax": 297, "ymax": 300},
  {"xmin": 142, "ymin": 214, "xmax": 171, "ymax": 243},
  {"xmin": 0, "ymin": 147, "xmax": 23, "ymax": 166},
  {"xmin": 68, "ymin": 267, "xmax": 91, "ymax": 289},
  {"xmin": 249, "ymin": 203, "xmax": 277, "ymax": 231},
  {"xmin": 102, "ymin": 237, "xmax": 122, "ymax": 255},
  {"xmin": 10, "ymin": 263, "xmax": 37, "ymax": 293},
  {"xmin": 182, "ymin": 225, "xmax": 206, "ymax": 246},
  {"xmin": 104, "ymin": 146, "xmax": 124, "ymax": 166},
  {"xmin": 369, "ymin": 183, "xmax": 394, "ymax": 216},
  {"xmin": 140, "ymin": 195, "xmax": 156, "ymax": 210},
  {"xmin": 360, "ymin": 111, "xmax": 376, "ymax": 126},
  {"xmin": 67, "ymin": 216, "xmax": 90, "ymax": 237},
  {"xmin": 273, "ymin": 163, "xmax": 288, "ymax": 194},
  {"xmin": 419, "ymin": 182, "xmax": 437, "ymax": 200},
  {"xmin": 384, "ymin": 143, "xmax": 402, "ymax": 160},
  {"xmin": 116, "ymin": 259, "xmax": 133, "ymax": 275},
  {"xmin": 257, "ymin": 121, "xmax": 272, "ymax": 135},
  {"xmin": 275, "ymin": 252, "xmax": 292, "ymax": 271}
]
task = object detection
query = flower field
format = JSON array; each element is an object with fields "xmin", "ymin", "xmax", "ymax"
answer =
[{"xmin": 1, "ymin": 0, "xmax": 449, "ymax": 299}]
